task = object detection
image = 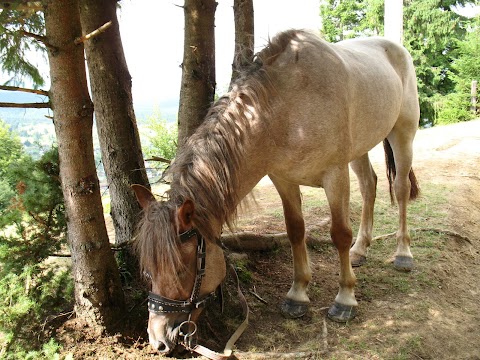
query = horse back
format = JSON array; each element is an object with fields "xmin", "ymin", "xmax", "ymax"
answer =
[{"xmin": 259, "ymin": 30, "xmax": 419, "ymax": 184}]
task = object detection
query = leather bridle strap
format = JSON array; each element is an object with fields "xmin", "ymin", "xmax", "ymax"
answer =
[
  {"xmin": 148, "ymin": 229, "xmax": 214, "ymax": 314},
  {"xmin": 189, "ymin": 264, "xmax": 249, "ymax": 360}
]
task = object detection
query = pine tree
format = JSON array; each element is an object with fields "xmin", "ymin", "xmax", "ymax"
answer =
[
  {"xmin": 403, "ymin": 0, "xmax": 470, "ymax": 124},
  {"xmin": 177, "ymin": 0, "xmax": 217, "ymax": 144},
  {"xmin": 320, "ymin": 0, "xmax": 475, "ymax": 126},
  {"xmin": 435, "ymin": 15, "xmax": 480, "ymax": 123}
]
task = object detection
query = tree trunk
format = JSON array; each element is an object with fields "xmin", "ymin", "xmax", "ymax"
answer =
[
  {"xmin": 177, "ymin": 0, "xmax": 217, "ymax": 144},
  {"xmin": 384, "ymin": 0, "xmax": 403, "ymax": 44},
  {"xmin": 43, "ymin": 0, "xmax": 124, "ymax": 332},
  {"xmin": 230, "ymin": 0, "xmax": 254, "ymax": 86},
  {"xmin": 79, "ymin": 0, "xmax": 150, "ymax": 245}
]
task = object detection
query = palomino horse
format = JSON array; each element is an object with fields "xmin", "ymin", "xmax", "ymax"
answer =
[{"xmin": 133, "ymin": 29, "xmax": 420, "ymax": 354}]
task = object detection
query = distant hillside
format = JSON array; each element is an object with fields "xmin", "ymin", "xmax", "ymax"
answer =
[
  {"xmin": 0, "ymin": 90, "xmax": 51, "ymax": 128},
  {"xmin": 0, "ymin": 90, "xmax": 178, "ymax": 127}
]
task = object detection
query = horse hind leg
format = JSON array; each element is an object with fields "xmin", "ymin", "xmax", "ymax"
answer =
[
  {"xmin": 269, "ymin": 175, "xmax": 312, "ymax": 318},
  {"xmin": 384, "ymin": 134, "xmax": 419, "ymax": 272},
  {"xmin": 349, "ymin": 153, "xmax": 377, "ymax": 267}
]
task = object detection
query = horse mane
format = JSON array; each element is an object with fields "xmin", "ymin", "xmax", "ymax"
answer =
[
  {"xmin": 166, "ymin": 31, "xmax": 304, "ymax": 240},
  {"xmin": 136, "ymin": 30, "xmax": 304, "ymax": 278},
  {"xmin": 135, "ymin": 200, "xmax": 186, "ymax": 282}
]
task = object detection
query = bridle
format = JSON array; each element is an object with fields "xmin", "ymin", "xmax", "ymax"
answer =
[
  {"xmin": 147, "ymin": 228, "xmax": 217, "ymax": 317},
  {"xmin": 147, "ymin": 228, "xmax": 249, "ymax": 360}
]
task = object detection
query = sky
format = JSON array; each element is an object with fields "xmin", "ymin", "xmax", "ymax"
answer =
[
  {"xmin": 118, "ymin": 0, "xmax": 321, "ymax": 119},
  {"xmin": 1, "ymin": 0, "xmax": 478, "ymax": 122}
]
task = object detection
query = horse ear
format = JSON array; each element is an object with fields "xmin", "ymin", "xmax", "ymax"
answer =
[
  {"xmin": 178, "ymin": 199, "xmax": 195, "ymax": 229},
  {"xmin": 131, "ymin": 184, "xmax": 155, "ymax": 209}
]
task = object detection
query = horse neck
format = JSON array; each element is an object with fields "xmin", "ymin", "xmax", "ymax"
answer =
[{"xmin": 168, "ymin": 99, "xmax": 268, "ymax": 240}]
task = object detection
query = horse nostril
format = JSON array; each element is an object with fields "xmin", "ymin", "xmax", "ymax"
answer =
[{"xmin": 156, "ymin": 340, "xmax": 170, "ymax": 354}]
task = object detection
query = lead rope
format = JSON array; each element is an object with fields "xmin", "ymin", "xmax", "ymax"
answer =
[{"xmin": 188, "ymin": 264, "xmax": 249, "ymax": 360}]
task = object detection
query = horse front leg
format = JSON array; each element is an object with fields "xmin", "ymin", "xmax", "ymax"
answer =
[
  {"xmin": 323, "ymin": 167, "xmax": 358, "ymax": 322},
  {"xmin": 270, "ymin": 175, "xmax": 312, "ymax": 318}
]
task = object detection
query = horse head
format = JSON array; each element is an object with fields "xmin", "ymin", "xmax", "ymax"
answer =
[{"xmin": 132, "ymin": 184, "xmax": 226, "ymax": 353}]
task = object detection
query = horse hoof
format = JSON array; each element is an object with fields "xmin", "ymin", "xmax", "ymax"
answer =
[
  {"xmin": 280, "ymin": 298, "xmax": 309, "ymax": 319},
  {"xmin": 394, "ymin": 256, "xmax": 414, "ymax": 272},
  {"xmin": 350, "ymin": 253, "xmax": 367, "ymax": 267},
  {"xmin": 327, "ymin": 302, "xmax": 356, "ymax": 323}
]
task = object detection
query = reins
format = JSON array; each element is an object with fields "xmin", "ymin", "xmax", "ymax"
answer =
[{"xmin": 147, "ymin": 228, "xmax": 249, "ymax": 360}]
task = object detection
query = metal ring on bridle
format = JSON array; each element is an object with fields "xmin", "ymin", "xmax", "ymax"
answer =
[{"xmin": 178, "ymin": 320, "xmax": 197, "ymax": 338}]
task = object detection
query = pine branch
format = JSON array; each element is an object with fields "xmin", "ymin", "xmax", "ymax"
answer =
[
  {"xmin": 0, "ymin": 102, "xmax": 51, "ymax": 108},
  {"xmin": 0, "ymin": 85, "xmax": 48, "ymax": 96},
  {"xmin": 20, "ymin": 30, "xmax": 57, "ymax": 52},
  {"xmin": 144, "ymin": 156, "xmax": 172, "ymax": 164},
  {"xmin": 74, "ymin": 21, "xmax": 112, "ymax": 45}
]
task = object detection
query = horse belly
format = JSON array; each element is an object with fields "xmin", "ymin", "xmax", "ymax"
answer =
[{"xmin": 269, "ymin": 149, "xmax": 345, "ymax": 188}]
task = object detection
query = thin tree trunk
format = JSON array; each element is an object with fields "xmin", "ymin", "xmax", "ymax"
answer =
[
  {"xmin": 43, "ymin": 0, "xmax": 124, "ymax": 332},
  {"xmin": 79, "ymin": 0, "xmax": 150, "ymax": 245},
  {"xmin": 230, "ymin": 0, "xmax": 254, "ymax": 86},
  {"xmin": 177, "ymin": 0, "xmax": 217, "ymax": 144}
]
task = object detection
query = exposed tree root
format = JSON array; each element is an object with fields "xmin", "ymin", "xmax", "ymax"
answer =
[
  {"xmin": 373, "ymin": 227, "xmax": 473, "ymax": 245},
  {"xmin": 221, "ymin": 220, "xmax": 331, "ymax": 251},
  {"xmin": 221, "ymin": 225, "xmax": 473, "ymax": 252}
]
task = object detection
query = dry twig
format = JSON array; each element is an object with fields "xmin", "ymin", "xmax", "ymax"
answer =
[{"xmin": 74, "ymin": 21, "xmax": 112, "ymax": 45}]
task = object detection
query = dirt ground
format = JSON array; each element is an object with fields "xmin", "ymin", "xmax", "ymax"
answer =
[{"xmin": 60, "ymin": 119, "xmax": 480, "ymax": 359}]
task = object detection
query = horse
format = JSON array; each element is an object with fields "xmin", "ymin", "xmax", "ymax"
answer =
[{"xmin": 132, "ymin": 29, "xmax": 420, "ymax": 354}]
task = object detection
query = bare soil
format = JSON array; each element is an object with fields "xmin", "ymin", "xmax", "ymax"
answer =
[{"xmin": 60, "ymin": 120, "xmax": 480, "ymax": 359}]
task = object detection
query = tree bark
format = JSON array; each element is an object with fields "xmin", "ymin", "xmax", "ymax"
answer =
[
  {"xmin": 177, "ymin": 0, "xmax": 217, "ymax": 145},
  {"xmin": 230, "ymin": 0, "xmax": 254, "ymax": 86},
  {"xmin": 43, "ymin": 0, "xmax": 124, "ymax": 332},
  {"xmin": 78, "ymin": 0, "xmax": 150, "ymax": 245}
]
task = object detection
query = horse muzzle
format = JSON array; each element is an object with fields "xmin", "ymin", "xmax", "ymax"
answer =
[
  {"xmin": 148, "ymin": 314, "xmax": 182, "ymax": 354},
  {"xmin": 148, "ymin": 314, "xmax": 199, "ymax": 354},
  {"xmin": 149, "ymin": 334, "xmax": 175, "ymax": 354}
]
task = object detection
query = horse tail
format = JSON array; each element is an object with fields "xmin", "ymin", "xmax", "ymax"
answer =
[{"xmin": 383, "ymin": 139, "xmax": 420, "ymax": 204}]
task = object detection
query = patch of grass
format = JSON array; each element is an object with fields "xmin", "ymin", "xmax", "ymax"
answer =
[
  {"xmin": 394, "ymin": 334, "xmax": 423, "ymax": 360},
  {"xmin": 281, "ymin": 319, "xmax": 302, "ymax": 337},
  {"xmin": 267, "ymin": 208, "xmax": 284, "ymax": 219},
  {"xmin": 255, "ymin": 331, "xmax": 285, "ymax": 350},
  {"xmin": 231, "ymin": 257, "xmax": 253, "ymax": 285}
]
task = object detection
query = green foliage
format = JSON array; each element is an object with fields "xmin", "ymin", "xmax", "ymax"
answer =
[
  {"xmin": 321, "ymin": 0, "xmax": 384, "ymax": 42},
  {"xmin": 0, "ymin": 4, "xmax": 46, "ymax": 87},
  {"xmin": 320, "ymin": 0, "xmax": 477, "ymax": 126},
  {"xmin": 0, "ymin": 134, "xmax": 70, "ymax": 356},
  {"xmin": 403, "ymin": 0, "xmax": 471, "ymax": 125},
  {"xmin": 0, "ymin": 120, "xmax": 23, "ymax": 178},
  {"xmin": 436, "ymin": 16, "xmax": 480, "ymax": 124},
  {"xmin": 0, "ymin": 120, "xmax": 24, "ymax": 212},
  {"xmin": 434, "ymin": 91, "xmax": 473, "ymax": 124},
  {"xmin": 140, "ymin": 110, "xmax": 178, "ymax": 182},
  {"xmin": 142, "ymin": 110, "xmax": 177, "ymax": 161}
]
